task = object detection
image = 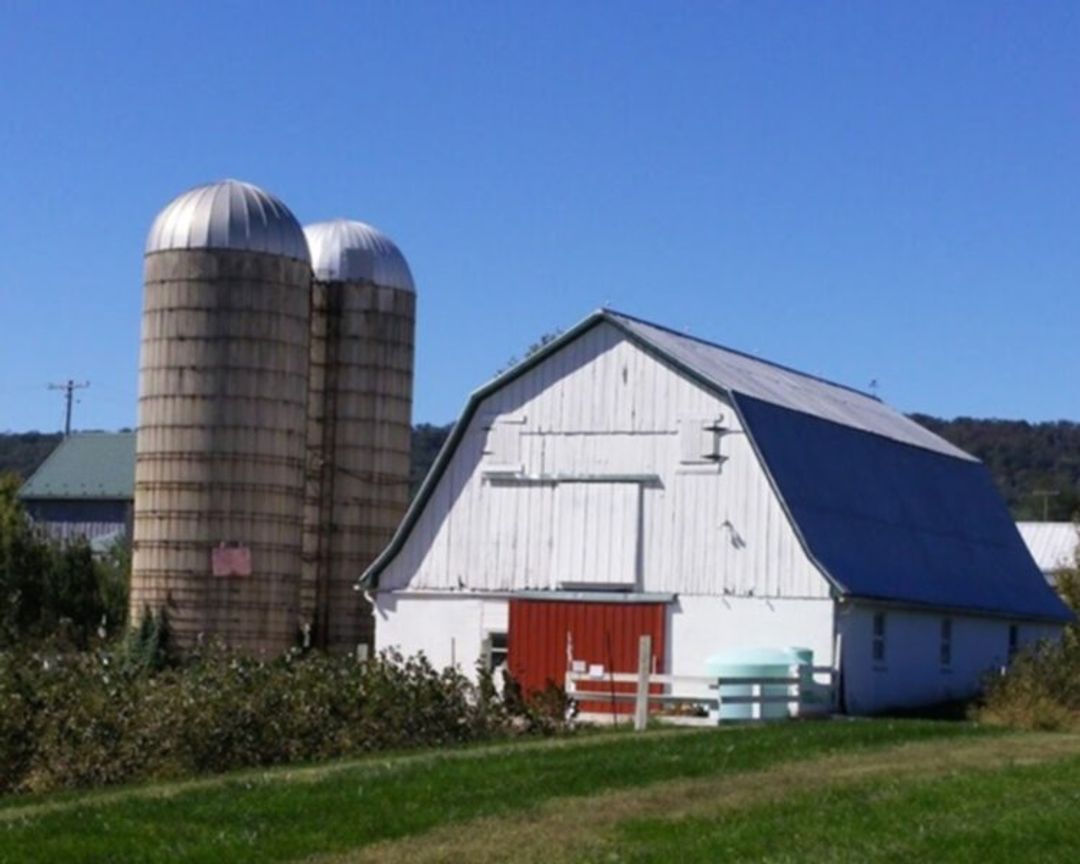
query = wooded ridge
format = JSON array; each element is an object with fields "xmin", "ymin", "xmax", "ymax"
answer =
[{"xmin": 3, "ymin": 416, "xmax": 1078, "ymax": 520}]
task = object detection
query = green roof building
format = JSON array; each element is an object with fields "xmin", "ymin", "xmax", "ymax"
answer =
[{"xmin": 18, "ymin": 432, "xmax": 135, "ymax": 549}]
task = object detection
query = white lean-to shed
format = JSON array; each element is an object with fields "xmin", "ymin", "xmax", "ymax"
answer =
[
  {"xmin": 361, "ymin": 310, "xmax": 1071, "ymax": 714},
  {"xmin": 1016, "ymin": 522, "xmax": 1078, "ymax": 584}
]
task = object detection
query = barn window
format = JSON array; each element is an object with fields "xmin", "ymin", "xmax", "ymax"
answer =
[
  {"xmin": 677, "ymin": 416, "xmax": 727, "ymax": 465},
  {"xmin": 939, "ymin": 618, "xmax": 952, "ymax": 668},
  {"xmin": 482, "ymin": 631, "xmax": 508, "ymax": 673},
  {"xmin": 1008, "ymin": 624, "xmax": 1019, "ymax": 659},
  {"xmin": 872, "ymin": 612, "xmax": 886, "ymax": 664}
]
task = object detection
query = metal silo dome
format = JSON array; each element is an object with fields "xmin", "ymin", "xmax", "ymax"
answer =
[
  {"xmin": 304, "ymin": 219, "xmax": 414, "ymax": 291},
  {"xmin": 146, "ymin": 179, "xmax": 311, "ymax": 262}
]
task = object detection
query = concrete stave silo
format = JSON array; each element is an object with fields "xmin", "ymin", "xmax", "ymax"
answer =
[
  {"xmin": 131, "ymin": 180, "xmax": 312, "ymax": 654},
  {"xmin": 301, "ymin": 219, "xmax": 415, "ymax": 652}
]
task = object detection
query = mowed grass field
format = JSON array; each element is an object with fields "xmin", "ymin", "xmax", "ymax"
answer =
[{"xmin": 1, "ymin": 720, "xmax": 1077, "ymax": 863}]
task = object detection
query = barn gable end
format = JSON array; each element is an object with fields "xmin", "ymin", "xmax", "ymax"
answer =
[{"xmin": 376, "ymin": 320, "xmax": 830, "ymax": 599}]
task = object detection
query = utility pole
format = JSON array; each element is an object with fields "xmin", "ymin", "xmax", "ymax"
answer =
[
  {"xmin": 47, "ymin": 379, "xmax": 90, "ymax": 436},
  {"xmin": 1031, "ymin": 489, "xmax": 1060, "ymax": 521}
]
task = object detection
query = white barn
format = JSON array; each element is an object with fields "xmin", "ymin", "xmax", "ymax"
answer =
[{"xmin": 361, "ymin": 310, "xmax": 1071, "ymax": 714}]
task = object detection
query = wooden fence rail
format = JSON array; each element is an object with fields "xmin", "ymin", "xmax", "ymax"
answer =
[{"xmin": 565, "ymin": 636, "xmax": 837, "ymax": 730}]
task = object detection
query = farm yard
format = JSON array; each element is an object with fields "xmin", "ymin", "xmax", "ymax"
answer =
[{"xmin": 1, "ymin": 720, "xmax": 1078, "ymax": 863}]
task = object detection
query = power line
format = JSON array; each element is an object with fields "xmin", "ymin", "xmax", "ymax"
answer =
[{"xmin": 47, "ymin": 379, "xmax": 90, "ymax": 436}]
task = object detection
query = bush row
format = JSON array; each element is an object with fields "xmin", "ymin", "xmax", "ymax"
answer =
[
  {"xmin": 0, "ymin": 644, "xmax": 561, "ymax": 795},
  {"xmin": 978, "ymin": 568, "xmax": 1080, "ymax": 731}
]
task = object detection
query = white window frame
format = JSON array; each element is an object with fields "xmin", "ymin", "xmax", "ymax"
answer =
[{"xmin": 482, "ymin": 631, "xmax": 509, "ymax": 673}]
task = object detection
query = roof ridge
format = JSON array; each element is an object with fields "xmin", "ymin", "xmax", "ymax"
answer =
[{"xmin": 599, "ymin": 307, "xmax": 881, "ymax": 403}]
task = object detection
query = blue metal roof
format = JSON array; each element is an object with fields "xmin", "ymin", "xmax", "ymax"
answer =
[{"xmin": 735, "ymin": 395, "xmax": 1072, "ymax": 622}]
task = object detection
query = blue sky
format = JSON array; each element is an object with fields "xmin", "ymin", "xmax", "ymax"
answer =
[{"xmin": 1, "ymin": 1, "xmax": 1077, "ymax": 432}]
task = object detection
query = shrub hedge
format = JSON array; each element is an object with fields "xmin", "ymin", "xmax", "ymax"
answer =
[
  {"xmin": 0, "ymin": 645, "xmax": 561, "ymax": 795},
  {"xmin": 979, "ymin": 566, "xmax": 1080, "ymax": 731}
]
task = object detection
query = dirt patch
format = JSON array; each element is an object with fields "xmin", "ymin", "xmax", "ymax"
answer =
[{"xmin": 319, "ymin": 732, "xmax": 1080, "ymax": 864}]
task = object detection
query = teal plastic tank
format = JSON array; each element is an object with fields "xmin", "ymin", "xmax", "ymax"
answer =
[{"xmin": 706, "ymin": 647, "xmax": 811, "ymax": 721}]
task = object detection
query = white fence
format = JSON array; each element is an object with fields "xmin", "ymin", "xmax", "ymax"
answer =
[{"xmin": 564, "ymin": 635, "xmax": 837, "ymax": 729}]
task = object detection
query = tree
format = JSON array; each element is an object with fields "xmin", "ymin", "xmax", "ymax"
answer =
[{"xmin": 0, "ymin": 472, "xmax": 128, "ymax": 648}]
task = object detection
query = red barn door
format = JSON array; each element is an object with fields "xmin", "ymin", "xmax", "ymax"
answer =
[{"xmin": 508, "ymin": 598, "xmax": 666, "ymax": 714}]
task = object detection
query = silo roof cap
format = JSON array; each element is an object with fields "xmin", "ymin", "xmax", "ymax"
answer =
[
  {"xmin": 146, "ymin": 179, "xmax": 311, "ymax": 262},
  {"xmin": 304, "ymin": 219, "xmax": 415, "ymax": 291}
]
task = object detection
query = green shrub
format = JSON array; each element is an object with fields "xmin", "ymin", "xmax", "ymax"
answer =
[
  {"xmin": 0, "ymin": 473, "xmax": 130, "ymax": 649},
  {"xmin": 0, "ymin": 644, "xmax": 561, "ymax": 795},
  {"xmin": 978, "ymin": 549, "xmax": 1080, "ymax": 731}
]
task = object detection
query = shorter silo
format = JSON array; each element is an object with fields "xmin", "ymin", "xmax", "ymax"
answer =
[
  {"xmin": 302, "ymin": 220, "xmax": 416, "ymax": 652},
  {"xmin": 131, "ymin": 180, "xmax": 312, "ymax": 654}
]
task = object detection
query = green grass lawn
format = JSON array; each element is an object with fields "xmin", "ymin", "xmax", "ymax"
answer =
[
  {"xmin": 604, "ymin": 753, "xmax": 1080, "ymax": 863},
  {"xmin": 0, "ymin": 719, "xmax": 1066, "ymax": 864}
]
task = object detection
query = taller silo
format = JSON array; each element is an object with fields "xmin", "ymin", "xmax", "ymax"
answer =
[
  {"xmin": 131, "ymin": 179, "xmax": 312, "ymax": 654},
  {"xmin": 301, "ymin": 219, "xmax": 415, "ymax": 652}
]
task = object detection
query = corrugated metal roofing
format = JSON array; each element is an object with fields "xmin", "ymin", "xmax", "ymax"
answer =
[
  {"xmin": 145, "ymin": 179, "xmax": 310, "ymax": 262},
  {"xmin": 19, "ymin": 433, "xmax": 135, "ymax": 500},
  {"xmin": 1017, "ymin": 522, "xmax": 1078, "ymax": 574},
  {"xmin": 304, "ymin": 219, "xmax": 415, "ymax": 291},
  {"xmin": 607, "ymin": 311, "xmax": 973, "ymax": 460},
  {"xmin": 362, "ymin": 308, "xmax": 1069, "ymax": 621},
  {"xmin": 736, "ymin": 395, "xmax": 1071, "ymax": 622}
]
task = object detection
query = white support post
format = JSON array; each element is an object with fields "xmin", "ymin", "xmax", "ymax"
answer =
[
  {"xmin": 832, "ymin": 631, "xmax": 843, "ymax": 713},
  {"xmin": 634, "ymin": 634, "xmax": 652, "ymax": 732}
]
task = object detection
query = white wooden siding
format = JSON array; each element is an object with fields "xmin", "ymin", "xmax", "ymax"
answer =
[
  {"xmin": 381, "ymin": 322, "xmax": 829, "ymax": 598},
  {"xmin": 553, "ymin": 483, "xmax": 639, "ymax": 587},
  {"xmin": 838, "ymin": 602, "xmax": 1064, "ymax": 713}
]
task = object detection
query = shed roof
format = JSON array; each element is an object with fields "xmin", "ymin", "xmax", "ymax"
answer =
[
  {"xmin": 19, "ymin": 433, "xmax": 135, "ymax": 500},
  {"xmin": 361, "ymin": 308, "xmax": 1071, "ymax": 623},
  {"xmin": 1016, "ymin": 522, "xmax": 1078, "ymax": 574}
]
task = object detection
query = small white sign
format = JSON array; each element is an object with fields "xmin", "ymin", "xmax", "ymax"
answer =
[{"xmin": 588, "ymin": 663, "xmax": 605, "ymax": 679}]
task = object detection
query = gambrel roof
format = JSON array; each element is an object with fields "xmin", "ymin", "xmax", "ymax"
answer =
[{"xmin": 363, "ymin": 309, "xmax": 1071, "ymax": 623}]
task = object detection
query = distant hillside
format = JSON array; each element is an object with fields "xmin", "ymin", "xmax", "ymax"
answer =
[
  {"xmin": 5, "ymin": 418, "xmax": 1078, "ymax": 521},
  {"xmin": 0, "ymin": 432, "xmax": 62, "ymax": 481},
  {"xmin": 911, "ymin": 416, "xmax": 1080, "ymax": 521},
  {"xmin": 405, "ymin": 418, "xmax": 1080, "ymax": 520},
  {"xmin": 0, "ymin": 427, "xmax": 458, "ymax": 497},
  {"xmin": 410, "ymin": 423, "xmax": 453, "ymax": 496}
]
